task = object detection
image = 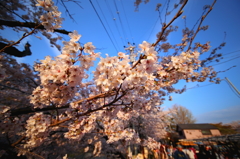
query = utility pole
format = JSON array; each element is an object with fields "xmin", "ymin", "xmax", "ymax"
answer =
[
  {"xmin": 124, "ymin": 42, "xmax": 137, "ymax": 65},
  {"xmin": 225, "ymin": 77, "xmax": 240, "ymax": 95}
]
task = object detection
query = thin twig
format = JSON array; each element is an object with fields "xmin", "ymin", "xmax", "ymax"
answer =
[
  {"xmin": 27, "ymin": 77, "xmax": 39, "ymax": 87},
  {"xmin": 0, "ymin": 24, "xmax": 41, "ymax": 53},
  {"xmin": 11, "ymin": 136, "xmax": 25, "ymax": 147},
  {"xmin": 60, "ymin": 0, "xmax": 77, "ymax": 23},
  {"xmin": 0, "ymin": 2, "xmax": 31, "ymax": 26},
  {"xmin": 10, "ymin": 91, "xmax": 117, "ymax": 116},
  {"xmin": 164, "ymin": 0, "xmax": 170, "ymax": 23},
  {"xmin": 187, "ymin": 0, "xmax": 217, "ymax": 51},
  {"xmin": 15, "ymin": 146, "xmax": 45, "ymax": 159},
  {"xmin": 50, "ymin": 92, "xmax": 127, "ymax": 127},
  {"xmin": 153, "ymin": 0, "xmax": 188, "ymax": 47},
  {"xmin": 0, "ymin": 84, "xmax": 30, "ymax": 94},
  {"xmin": 0, "ymin": 20, "xmax": 71, "ymax": 35},
  {"xmin": 73, "ymin": 91, "xmax": 116, "ymax": 105}
]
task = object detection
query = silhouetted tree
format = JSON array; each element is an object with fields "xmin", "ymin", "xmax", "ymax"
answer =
[{"xmin": 211, "ymin": 122, "xmax": 237, "ymax": 135}]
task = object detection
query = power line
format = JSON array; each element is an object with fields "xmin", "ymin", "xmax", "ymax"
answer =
[
  {"xmin": 113, "ymin": 0, "xmax": 129, "ymax": 44},
  {"xmin": 147, "ymin": 17, "xmax": 159, "ymax": 42},
  {"xmin": 105, "ymin": 0, "xmax": 125, "ymax": 47},
  {"xmin": 95, "ymin": 0, "xmax": 121, "ymax": 51},
  {"xmin": 222, "ymin": 53, "xmax": 240, "ymax": 59},
  {"xmin": 211, "ymin": 55, "xmax": 240, "ymax": 66},
  {"xmin": 205, "ymin": 49, "xmax": 240, "ymax": 66},
  {"xmin": 147, "ymin": 0, "xmax": 168, "ymax": 42},
  {"xmin": 89, "ymin": 0, "xmax": 118, "ymax": 52},
  {"xmin": 187, "ymin": 83, "xmax": 215, "ymax": 90},
  {"xmin": 120, "ymin": 0, "xmax": 134, "ymax": 44},
  {"xmin": 162, "ymin": 0, "xmax": 168, "ymax": 19},
  {"xmin": 164, "ymin": 0, "xmax": 170, "ymax": 23},
  {"xmin": 187, "ymin": 78, "xmax": 240, "ymax": 98},
  {"xmin": 138, "ymin": 0, "xmax": 168, "ymax": 42},
  {"xmin": 222, "ymin": 49, "xmax": 240, "ymax": 56}
]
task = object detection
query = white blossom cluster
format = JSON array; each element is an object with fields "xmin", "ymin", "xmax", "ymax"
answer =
[
  {"xmin": 31, "ymin": 30, "xmax": 100, "ymax": 108},
  {"xmin": 64, "ymin": 114, "xmax": 97, "ymax": 140},
  {"xmin": 25, "ymin": 112, "xmax": 52, "ymax": 148},
  {"xmin": 36, "ymin": 0, "xmax": 63, "ymax": 32},
  {"xmin": 102, "ymin": 119, "xmax": 136, "ymax": 143},
  {"xmin": 143, "ymin": 137, "xmax": 161, "ymax": 150}
]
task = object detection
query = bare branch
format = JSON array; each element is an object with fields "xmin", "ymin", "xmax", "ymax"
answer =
[
  {"xmin": 11, "ymin": 136, "xmax": 25, "ymax": 147},
  {"xmin": 0, "ymin": 24, "xmax": 41, "ymax": 53},
  {"xmin": 50, "ymin": 91, "xmax": 127, "ymax": 127},
  {"xmin": 0, "ymin": 2, "xmax": 30, "ymax": 25},
  {"xmin": 0, "ymin": 19, "xmax": 71, "ymax": 35},
  {"xmin": 15, "ymin": 146, "xmax": 45, "ymax": 159},
  {"xmin": 153, "ymin": 0, "xmax": 188, "ymax": 47},
  {"xmin": 187, "ymin": 0, "xmax": 217, "ymax": 51},
  {"xmin": 0, "ymin": 83, "xmax": 30, "ymax": 94},
  {"xmin": 0, "ymin": 41, "xmax": 32, "ymax": 57},
  {"xmin": 10, "ymin": 104, "xmax": 69, "ymax": 116},
  {"xmin": 10, "ymin": 91, "xmax": 117, "ymax": 116}
]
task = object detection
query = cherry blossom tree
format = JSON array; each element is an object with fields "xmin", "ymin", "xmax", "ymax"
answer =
[{"xmin": 0, "ymin": 0, "xmax": 227, "ymax": 158}]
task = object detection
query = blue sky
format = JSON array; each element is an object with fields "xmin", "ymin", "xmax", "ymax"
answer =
[{"xmin": 3, "ymin": 0, "xmax": 240, "ymax": 124}]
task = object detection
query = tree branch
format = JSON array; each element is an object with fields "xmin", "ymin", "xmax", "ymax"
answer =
[
  {"xmin": 50, "ymin": 91, "xmax": 127, "ymax": 127},
  {"xmin": 10, "ymin": 104, "xmax": 69, "ymax": 116},
  {"xmin": 0, "ymin": 19, "xmax": 71, "ymax": 35},
  {"xmin": 0, "ymin": 41, "xmax": 31, "ymax": 57},
  {"xmin": 11, "ymin": 136, "xmax": 25, "ymax": 147},
  {"xmin": 0, "ymin": 24, "xmax": 41, "ymax": 53},
  {"xmin": 152, "ymin": 0, "xmax": 188, "ymax": 47},
  {"xmin": 0, "ymin": 83, "xmax": 30, "ymax": 94},
  {"xmin": 10, "ymin": 91, "xmax": 117, "ymax": 116},
  {"xmin": 14, "ymin": 146, "xmax": 45, "ymax": 159},
  {"xmin": 187, "ymin": 0, "xmax": 217, "ymax": 51}
]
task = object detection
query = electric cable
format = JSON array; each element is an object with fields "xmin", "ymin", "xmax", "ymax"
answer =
[
  {"xmin": 205, "ymin": 49, "xmax": 240, "ymax": 66},
  {"xmin": 89, "ymin": 0, "xmax": 118, "ymax": 52},
  {"xmin": 205, "ymin": 55, "xmax": 240, "ymax": 66},
  {"xmin": 222, "ymin": 53, "xmax": 240, "ymax": 59},
  {"xmin": 95, "ymin": 0, "xmax": 121, "ymax": 51},
  {"xmin": 113, "ymin": 0, "xmax": 129, "ymax": 44},
  {"xmin": 222, "ymin": 49, "xmax": 240, "ymax": 56},
  {"xmin": 164, "ymin": 0, "xmax": 170, "ymax": 23},
  {"xmin": 105, "ymin": 0, "xmax": 125, "ymax": 47},
  {"xmin": 211, "ymin": 55, "xmax": 240, "ymax": 66},
  {"xmin": 120, "ymin": 0, "xmax": 135, "ymax": 44},
  {"xmin": 147, "ymin": 0, "xmax": 168, "ymax": 42},
  {"xmin": 138, "ymin": 0, "xmax": 168, "ymax": 42},
  {"xmin": 187, "ymin": 83, "xmax": 215, "ymax": 90},
  {"xmin": 147, "ymin": 17, "xmax": 159, "ymax": 42}
]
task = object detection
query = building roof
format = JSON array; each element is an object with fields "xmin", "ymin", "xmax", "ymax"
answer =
[{"xmin": 177, "ymin": 124, "xmax": 218, "ymax": 130}]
